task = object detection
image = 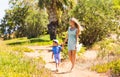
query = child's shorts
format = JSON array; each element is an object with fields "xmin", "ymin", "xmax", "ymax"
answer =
[{"xmin": 54, "ymin": 54, "xmax": 60, "ymax": 64}]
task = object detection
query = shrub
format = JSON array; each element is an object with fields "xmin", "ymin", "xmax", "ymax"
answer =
[
  {"xmin": 71, "ymin": 0, "xmax": 117, "ymax": 46},
  {"xmin": 77, "ymin": 46, "xmax": 86, "ymax": 56},
  {"xmin": 91, "ymin": 59, "xmax": 120, "ymax": 76},
  {"xmin": 61, "ymin": 46, "xmax": 68, "ymax": 59},
  {"xmin": 112, "ymin": 60, "xmax": 120, "ymax": 75},
  {"xmin": 92, "ymin": 38, "xmax": 120, "ymax": 59},
  {"xmin": 61, "ymin": 45, "xmax": 86, "ymax": 59}
]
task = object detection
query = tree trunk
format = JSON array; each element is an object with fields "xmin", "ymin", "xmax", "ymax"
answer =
[{"xmin": 47, "ymin": 6, "xmax": 58, "ymax": 40}]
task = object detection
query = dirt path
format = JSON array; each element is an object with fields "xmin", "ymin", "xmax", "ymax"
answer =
[{"xmin": 25, "ymin": 46, "xmax": 108, "ymax": 77}]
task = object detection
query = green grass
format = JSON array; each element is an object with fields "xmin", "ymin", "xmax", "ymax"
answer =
[
  {"xmin": 12, "ymin": 46, "xmax": 34, "ymax": 52},
  {"xmin": 4, "ymin": 35, "xmax": 63, "ymax": 46},
  {"xmin": 0, "ymin": 34, "xmax": 64, "ymax": 77},
  {"xmin": 0, "ymin": 36, "xmax": 53, "ymax": 77},
  {"xmin": 0, "ymin": 51, "xmax": 52, "ymax": 77}
]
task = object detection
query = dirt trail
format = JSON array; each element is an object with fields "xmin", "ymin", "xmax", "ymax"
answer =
[{"xmin": 25, "ymin": 46, "xmax": 108, "ymax": 77}]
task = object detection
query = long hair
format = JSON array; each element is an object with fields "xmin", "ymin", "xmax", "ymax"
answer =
[{"xmin": 70, "ymin": 18, "xmax": 81, "ymax": 34}]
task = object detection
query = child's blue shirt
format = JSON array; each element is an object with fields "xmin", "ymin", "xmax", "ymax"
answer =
[{"xmin": 52, "ymin": 46, "xmax": 62, "ymax": 54}]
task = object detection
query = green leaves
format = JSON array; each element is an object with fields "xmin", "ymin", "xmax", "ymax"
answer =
[
  {"xmin": 0, "ymin": 0, "xmax": 49, "ymax": 39},
  {"xmin": 71, "ymin": 0, "xmax": 117, "ymax": 46},
  {"xmin": 25, "ymin": 9, "xmax": 48, "ymax": 38}
]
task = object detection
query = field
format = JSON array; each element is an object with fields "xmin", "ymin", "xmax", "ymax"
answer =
[
  {"xmin": 0, "ymin": 35, "xmax": 120, "ymax": 77},
  {"xmin": 0, "ymin": 35, "xmax": 53, "ymax": 77}
]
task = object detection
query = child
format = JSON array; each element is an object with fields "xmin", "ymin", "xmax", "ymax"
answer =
[{"xmin": 52, "ymin": 39, "xmax": 62, "ymax": 72}]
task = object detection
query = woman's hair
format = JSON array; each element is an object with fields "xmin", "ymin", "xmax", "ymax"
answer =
[{"xmin": 69, "ymin": 18, "xmax": 81, "ymax": 34}]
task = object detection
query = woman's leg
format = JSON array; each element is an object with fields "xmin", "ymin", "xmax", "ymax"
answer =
[
  {"xmin": 68, "ymin": 51, "xmax": 72, "ymax": 63},
  {"xmin": 71, "ymin": 50, "xmax": 76, "ymax": 71}
]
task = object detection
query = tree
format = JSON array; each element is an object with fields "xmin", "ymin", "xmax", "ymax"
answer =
[
  {"xmin": 8, "ymin": 0, "xmax": 30, "ymax": 37},
  {"xmin": 0, "ymin": 0, "xmax": 49, "ymax": 39},
  {"xmin": 25, "ymin": 9, "xmax": 48, "ymax": 38},
  {"xmin": 71, "ymin": 0, "xmax": 117, "ymax": 46},
  {"xmin": 0, "ymin": 12, "xmax": 16, "ymax": 40},
  {"xmin": 38, "ymin": 0, "xmax": 76, "ymax": 40}
]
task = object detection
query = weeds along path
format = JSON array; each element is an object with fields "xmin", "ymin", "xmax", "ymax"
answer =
[{"xmin": 26, "ymin": 46, "xmax": 108, "ymax": 77}]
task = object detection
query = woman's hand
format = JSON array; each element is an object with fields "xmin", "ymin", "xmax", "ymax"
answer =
[
  {"xmin": 61, "ymin": 43, "xmax": 64, "ymax": 50},
  {"xmin": 75, "ymin": 44, "xmax": 77, "ymax": 50}
]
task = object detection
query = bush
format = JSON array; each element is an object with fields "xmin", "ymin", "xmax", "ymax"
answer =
[
  {"xmin": 61, "ymin": 46, "xmax": 68, "ymax": 59},
  {"xmin": 91, "ymin": 59, "xmax": 120, "ymax": 76},
  {"xmin": 112, "ymin": 60, "xmax": 120, "ymax": 75},
  {"xmin": 61, "ymin": 45, "xmax": 86, "ymax": 59},
  {"xmin": 77, "ymin": 46, "xmax": 86, "ymax": 56},
  {"xmin": 92, "ymin": 38, "xmax": 120, "ymax": 59},
  {"xmin": 71, "ymin": 0, "xmax": 117, "ymax": 46}
]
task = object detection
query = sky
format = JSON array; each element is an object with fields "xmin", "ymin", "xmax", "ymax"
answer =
[{"xmin": 0, "ymin": 0, "xmax": 10, "ymax": 20}]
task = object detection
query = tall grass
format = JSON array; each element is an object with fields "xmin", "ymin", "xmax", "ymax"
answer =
[
  {"xmin": 0, "ymin": 38, "xmax": 52, "ymax": 77},
  {"xmin": 0, "ymin": 51, "xmax": 52, "ymax": 77}
]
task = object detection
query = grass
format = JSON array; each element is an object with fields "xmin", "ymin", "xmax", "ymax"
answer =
[
  {"xmin": 0, "ymin": 50, "xmax": 52, "ymax": 77},
  {"xmin": 91, "ymin": 38, "xmax": 120, "ymax": 76},
  {"xmin": 91, "ymin": 59, "xmax": 120, "ymax": 75},
  {"xmin": 0, "ymin": 36, "xmax": 53, "ymax": 77},
  {"xmin": 12, "ymin": 46, "xmax": 34, "ymax": 52},
  {"xmin": 0, "ymin": 34, "xmax": 64, "ymax": 77},
  {"xmin": 0, "ymin": 34, "xmax": 86, "ymax": 77},
  {"xmin": 91, "ymin": 38, "xmax": 120, "ymax": 58},
  {"xmin": 4, "ymin": 35, "xmax": 63, "ymax": 46}
]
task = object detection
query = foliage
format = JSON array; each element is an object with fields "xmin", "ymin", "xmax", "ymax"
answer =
[
  {"xmin": 91, "ymin": 59, "xmax": 120, "ymax": 76},
  {"xmin": 92, "ymin": 38, "xmax": 120, "ymax": 60},
  {"xmin": 96, "ymin": 38, "xmax": 114, "ymax": 59},
  {"xmin": 61, "ymin": 46, "xmax": 68, "ymax": 59},
  {"xmin": 91, "ymin": 63, "xmax": 110, "ymax": 73},
  {"xmin": 0, "ymin": 0, "xmax": 48, "ymax": 39},
  {"xmin": 57, "ymin": 11, "xmax": 70, "ymax": 38},
  {"xmin": 77, "ymin": 46, "xmax": 86, "ymax": 56},
  {"xmin": 71, "ymin": 0, "xmax": 117, "ymax": 46},
  {"xmin": 12, "ymin": 46, "xmax": 34, "ymax": 52},
  {"xmin": 25, "ymin": 9, "xmax": 48, "ymax": 38},
  {"xmin": 61, "ymin": 45, "xmax": 86, "ymax": 59},
  {"xmin": 91, "ymin": 38, "xmax": 120, "ymax": 76},
  {"xmin": 38, "ymin": 0, "xmax": 76, "ymax": 22},
  {"xmin": 0, "ymin": 41, "xmax": 52, "ymax": 77},
  {"xmin": 38, "ymin": 0, "xmax": 77, "ymax": 40}
]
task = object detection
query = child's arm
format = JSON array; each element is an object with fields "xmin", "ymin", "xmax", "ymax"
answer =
[{"xmin": 52, "ymin": 52, "xmax": 54, "ymax": 59}]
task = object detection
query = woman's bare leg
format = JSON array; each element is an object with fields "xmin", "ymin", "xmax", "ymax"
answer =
[
  {"xmin": 68, "ymin": 51, "xmax": 73, "ymax": 72},
  {"xmin": 68, "ymin": 51, "xmax": 72, "ymax": 64},
  {"xmin": 71, "ymin": 50, "xmax": 76, "ymax": 71}
]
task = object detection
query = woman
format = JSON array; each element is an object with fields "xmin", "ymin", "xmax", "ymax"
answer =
[{"xmin": 63, "ymin": 18, "xmax": 81, "ymax": 71}]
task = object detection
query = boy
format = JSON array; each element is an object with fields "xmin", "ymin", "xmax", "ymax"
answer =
[{"xmin": 52, "ymin": 39, "xmax": 62, "ymax": 72}]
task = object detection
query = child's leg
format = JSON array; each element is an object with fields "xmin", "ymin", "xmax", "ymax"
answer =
[
  {"xmin": 56, "ymin": 63, "xmax": 58, "ymax": 70},
  {"xmin": 55, "ymin": 60, "xmax": 59, "ymax": 72},
  {"xmin": 54, "ymin": 54, "xmax": 59, "ymax": 71},
  {"xmin": 54, "ymin": 54, "xmax": 61, "ymax": 72}
]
